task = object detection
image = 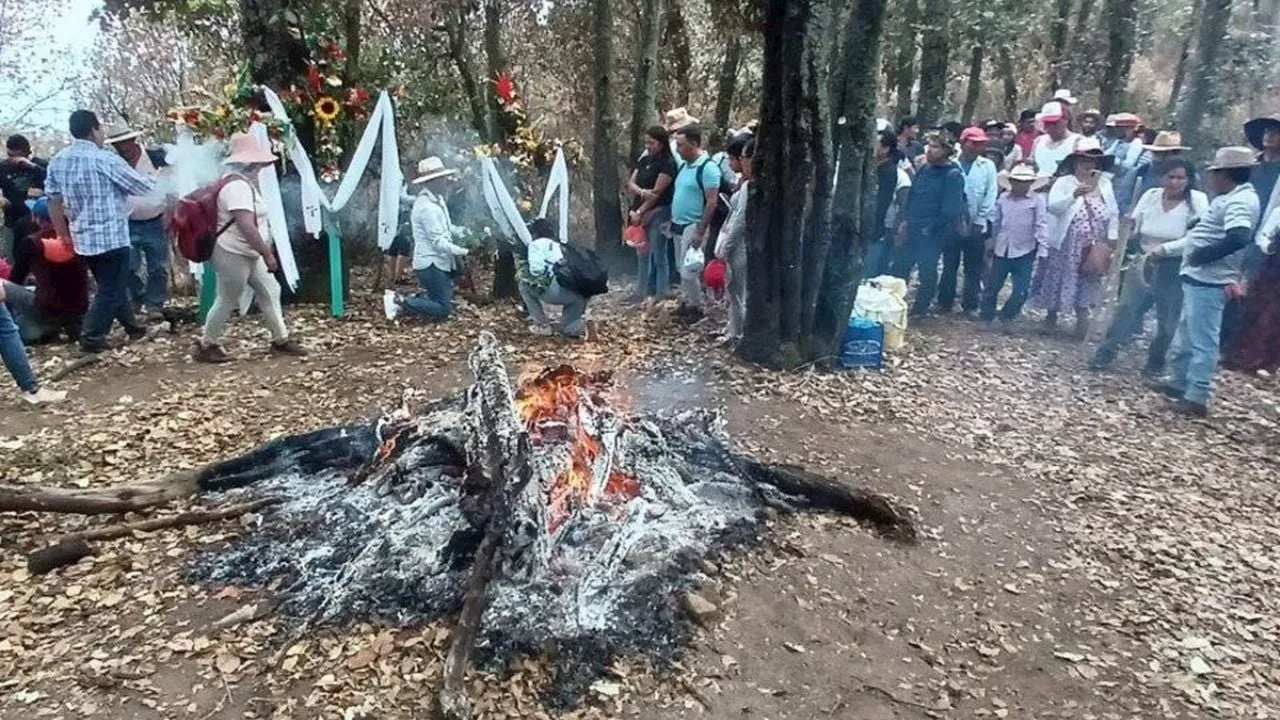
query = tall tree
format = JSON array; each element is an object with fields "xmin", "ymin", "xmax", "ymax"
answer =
[
  {"xmin": 1098, "ymin": 0, "xmax": 1139, "ymax": 115},
  {"xmin": 1047, "ymin": 0, "xmax": 1072, "ymax": 90},
  {"xmin": 1181, "ymin": 0, "xmax": 1235, "ymax": 149},
  {"xmin": 960, "ymin": 43, "xmax": 984, "ymax": 124},
  {"xmin": 1068, "ymin": 0, "xmax": 1097, "ymax": 87},
  {"xmin": 891, "ymin": 0, "xmax": 919, "ymax": 118},
  {"xmin": 1165, "ymin": 0, "xmax": 1202, "ymax": 123},
  {"xmin": 713, "ymin": 36, "xmax": 744, "ymax": 134},
  {"xmin": 591, "ymin": 0, "xmax": 624, "ymax": 254},
  {"xmin": 662, "ymin": 0, "xmax": 693, "ymax": 107},
  {"xmin": 997, "ymin": 45, "xmax": 1018, "ymax": 120},
  {"xmin": 914, "ymin": 0, "xmax": 950, "ymax": 123},
  {"xmin": 628, "ymin": 0, "xmax": 664, "ymax": 162},
  {"xmin": 443, "ymin": 4, "xmax": 495, "ymax": 141}
]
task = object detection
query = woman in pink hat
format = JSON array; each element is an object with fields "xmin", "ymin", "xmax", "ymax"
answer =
[{"xmin": 193, "ymin": 133, "xmax": 306, "ymax": 363}]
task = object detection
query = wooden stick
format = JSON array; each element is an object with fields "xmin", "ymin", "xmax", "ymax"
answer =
[
  {"xmin": 436, "ymin": 332, "xmax": 534, "ymax": 720},
  {"xmin": 0, "ymin": 470, "xmax": 201, "ymax": 515},
  {"xmin": 49, "ymin": 354, "xmax": 101, "ymax": 382},
  {"xmin": 26, "ymin": 497, "xmax": 280, "ymax": 575}
]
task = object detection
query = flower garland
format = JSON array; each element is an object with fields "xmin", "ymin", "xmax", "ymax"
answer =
[{"xmin": 275, "ymin": 39, "xmax": 376, "ymax": 182}]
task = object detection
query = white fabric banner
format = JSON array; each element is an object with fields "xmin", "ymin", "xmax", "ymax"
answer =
[
  {"xmin": 481, "ymin": 158, "xmax": 533, "ymax": 246},
  {"xmin": 248, "ymin": 122, "xmax": 299, "ymax": 289},
  {"xmin": 538, "ymin": 147, "xmax": 569, "ymax": 240}
]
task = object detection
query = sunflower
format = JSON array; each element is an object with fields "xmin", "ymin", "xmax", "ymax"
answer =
[{"xmin": 314, "ymin": 96, "xmax": 341, "ymax": 124}]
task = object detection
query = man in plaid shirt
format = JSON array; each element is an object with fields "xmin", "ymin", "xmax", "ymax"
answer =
[{"xmin": 47, "ymin": 110, "xmax": 155, "ymax": 353}]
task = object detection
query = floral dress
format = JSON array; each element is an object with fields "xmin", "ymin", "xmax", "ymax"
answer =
[{"xmin": 1032, "ymin": 194, "xmax": 1107, "ymax": 311}]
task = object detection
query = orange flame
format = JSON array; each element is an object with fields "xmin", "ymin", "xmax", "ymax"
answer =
[{"xmin": 515, "ymin": 366, "xmax": 640, "ymax": 532}]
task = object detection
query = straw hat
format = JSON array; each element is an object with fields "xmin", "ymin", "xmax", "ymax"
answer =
[
  {"xmin": 1051, "ymin": 89, "xmax": 1078, "ymax": 105},
  {"xmin": 663, "ymin": 107, "xmax": 699, "ymax": 132},
  {"xmin": 104, "ymin": 124, "xmax": 143, "ymax": 145},
  {"xmin": 1144, "ymin": 130, "xmax": 1190, "ymax": 152},
  {"xmin": 997, "ymin": 163, "xmax": 1049, "ymax": 192},
  {"xmin": 222, "ymin": 132, "xmax": 277, "ymax": 165},
  {"xmin": 1206, "ymin": 146, "xmax": 1259, "ymax": 171},
  {"xmin": 410, "ymin": 156, "xmax": 458, "ymax": 184},
  {"xmin": 1243, "ymin": 114, "xmax": 1280, "ymax": 150},
  {"xmin": 1061, "ymin": 136, "xmax": 1115, "ymax": 173}
]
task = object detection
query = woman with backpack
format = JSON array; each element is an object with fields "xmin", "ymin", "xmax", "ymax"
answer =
[
  {"xmin": 518, "ymin": 219, "xmax": 588, "ymax": 338},
  {"xmin": 193, "ymin": 133, "xmax": 305, "ymax": 363}
]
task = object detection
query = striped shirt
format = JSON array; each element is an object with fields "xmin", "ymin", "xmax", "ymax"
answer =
[
  {"xmin": 45, "ymin": 140, "xmax": 155, "ymax": 256},
  {"xmin": 1180, "ymin": 183, "xmax": 1260, "ymax": 286}
]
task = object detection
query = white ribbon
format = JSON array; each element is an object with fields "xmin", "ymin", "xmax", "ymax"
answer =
[
  {"xmin": 538, "ymin": 147, "xmax": 569, "ymax": 240},
  {"xmin": 248, "ymin": 122, "xmax": 299, "ymax": 289},
  {"xmin": 480, "ymin": 158, "xmax": 533, "ymax": 246}
]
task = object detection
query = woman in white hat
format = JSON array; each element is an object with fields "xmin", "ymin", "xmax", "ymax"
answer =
[
  {"xmin": 385, "ymin": 157, "xmax": 468, "ymax": 322},
  {"xmin": 1032, "ymin": 137, "xmax": 1118, "ymax": 340},
  {"xmin": 193, "ymin": 132, "xmax": 305, "ymax": 363}
]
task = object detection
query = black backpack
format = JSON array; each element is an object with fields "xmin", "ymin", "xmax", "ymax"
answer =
[
  {"xmin": 693, "ymin": 156, "xmax": 735, "ymax": 261},
  {"xmin": 553, "ymin": 243, "xmax": 610, "ymax": 298}
]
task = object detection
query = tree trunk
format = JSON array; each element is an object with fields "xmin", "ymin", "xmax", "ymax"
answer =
[
  {"xmin": 997, "ymin": 44, "xmax": 1018, "ymax": 120},
  {"xmin": 445, "ymin": 6, "xmax": 495, "ymax": 142},
  {"xmin": 663, "ymin": 0, "xmax": 693, "ymax": 107},
  {"xmin": 891, "ymin": 0, "xmax": 919, "ymax": 118},
  {"xmin": 713, "ymin": 35, "xmax": 744, "ymax": 135},
  {"xmin": 484, "ymin": 0, "xmax": 506, "ymax": 134},
  {"xmin": 915, "ymin": 0, "xmax": 949, "ymax": 124},
  {"xmin": 1165, "ymin": 0, "xmax": 1203, "ymax": 124},
  {"xmin": 821, "ymin": 0, "xmax": 889, "ymax": 358},
  {"xmin": 592, "ymin": 0, "xmax": 625, "ymax": 255},
  {"xmin": 739, "ymin": 0, "xmax": 836, "ymax": 367},
  {"xmin": 1181, "ymin": 0, "xmax": 1235, "ymax": 149},
  {"xmin": 628, "ymin": 0, "xmax": 664, "ymax": 163},
  {"xmin": 1247, "ymin": 0, "xmax": 1279, "ymax": 117},
  {"xmin": 1068, "ymin": 0, "xmax": 1097, "ymax": 87},
  {"xmin": 1098, "ymin": 0, "xmax": 1139, "ymax": 116},
  {"xmin": 960, "ymin": 42, "xmax": 984, "ymax": 124},
  {"xmin": 1047, "ymin": 0, "xmax": 1072, "ymax": 91}
]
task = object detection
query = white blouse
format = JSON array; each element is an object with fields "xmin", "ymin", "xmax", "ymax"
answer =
[{"xmin": 1130, "ymin": 188, "xmax": 1209, "ymax": 252}]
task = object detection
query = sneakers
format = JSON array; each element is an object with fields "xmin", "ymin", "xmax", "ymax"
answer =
[
  {"xmin": 270, "ymin": 339, "xmax": 308, "ymax": 357},
  {"xmin": 1146, "ymin": 380, "xmax": 1183, "ymax": 400},
  {"xmin": 193, "ymin": 342, "xmax": 232, "ymax": 364},
  {"xmin": 125, "ymin": 326, "xmax": 148, "ymax": 341},
  {"xmin": 383, "ymin": 290, "xmax": 401, "ymax": 321},
  {"xmin": 528, "ymin": 323, "xmax": 553, "ymax": 337},
  {"xmin": 79, "ymin": 340, "xmax": 113, "ymax": 354},
  {"xmin": 23, "ymin": 387, "xmax": 66, "ymax": 406}
]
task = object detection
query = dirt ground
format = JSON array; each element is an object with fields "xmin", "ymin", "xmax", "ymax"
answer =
[{"xmin": 1, "ymin": 288, "xmax": 1277, "ymax": 719}]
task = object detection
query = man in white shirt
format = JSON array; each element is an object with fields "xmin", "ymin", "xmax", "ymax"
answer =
[
  {"xmin": 938, "ymin": 127, "xmax": 998, "ymax": 317},
  {"xmin": 387, "ymin": 157, "xmax": 468, "ymax": 321},
  {"xmin": 107, "ymin": 126, "xmax": 172, "ymax": 317}
]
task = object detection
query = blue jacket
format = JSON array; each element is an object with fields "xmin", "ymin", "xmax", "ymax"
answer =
[{"xmin": 905, "ymin": 161, "xmax": 966, "ymax": 232}]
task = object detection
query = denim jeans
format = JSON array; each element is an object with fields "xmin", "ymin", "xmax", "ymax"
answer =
[
  {"xmin": 1094, "ymin": 257, "xmax": 1183, "ymax": 371},
  {"xmin": 1168, "ymin": 281, "xmax": 1228, "ymax": 406},
  {"xmin": 519, "ymin": 277, "xmax": 587, "ymax": 336},
  {"xmin": 83, "ymin": 247, "xmax": 143, "ymax": 347},
  {"xmin": 980, "ymin": 253, "xmax": 1035, "ymax": 322},
  {"xmin": 938, "ymin": 231, "xmax": 987, "ymax": 312},
  {"xmin": 0, "ymin": 302, "xmax": 37, "ymax": 393},
  {"xmin": 2, "ymin": 280, "xmax": 45, "ymax": 343},
  {"xmin": 891, "ymin": 226, "xmax": 947, "ymax": 315},
  {"xmin": 400, "ymin": 265, "xmax": 454, "ymax": 320},
  {"xmin": 635, "ymin": 206, "xmax": 672, "ymax": 299},
  {"xmin": 863, "ymin": 238, "xmax": 894, "ymax": 280},
  {"xmin": 129, "ymin": 216, "xmax": 170, "ymax": 311}
]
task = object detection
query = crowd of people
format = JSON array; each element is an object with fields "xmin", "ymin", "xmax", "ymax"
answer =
[
  {"xmin": 870, "ymin": 90, "xmax": 1280, "ymax": 417},
  {"xmin": 3, "ymin": 93, "xmax": 1280, "ymax": 419}
]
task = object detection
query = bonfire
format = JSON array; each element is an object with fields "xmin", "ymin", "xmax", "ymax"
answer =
[{"xmin": 5, "ymin": 333, "xmax": 913, "ymax": 717}]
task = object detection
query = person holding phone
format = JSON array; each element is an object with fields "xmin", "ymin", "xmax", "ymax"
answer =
[{"xmin": 1032, "ymin": 137, "xmax": 1119, "ymax": 340}]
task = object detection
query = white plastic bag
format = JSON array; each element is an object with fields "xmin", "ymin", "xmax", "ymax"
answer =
[
  {"xmin": 854, "ymin": 275, "xmax": 909, "ymax": 350},
  {"xmin": 681, "ymin": 246, "xmax": 705, "ymax": 278}
]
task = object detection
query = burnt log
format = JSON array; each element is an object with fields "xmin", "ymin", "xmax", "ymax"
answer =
[
  {"xmin": 737, "ymin": 459, "xmax": 916, "ymax": 543},
  {"xmin": 0, "ymin": 472, "xmax": 201, "ymax": 515}
]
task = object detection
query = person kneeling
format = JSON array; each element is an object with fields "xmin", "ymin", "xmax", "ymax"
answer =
[
  {"xmin": 518, "ymin": 219, "xmax": 588, "ymax": 338},
  {"xmin": 385, "ymin": 157, "xmax": 467, "ymax": 322}
]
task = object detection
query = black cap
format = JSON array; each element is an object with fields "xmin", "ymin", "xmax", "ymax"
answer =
[{"xmin": 1019, "ymin": 109, "xmax": 1037, "ymax": 123}]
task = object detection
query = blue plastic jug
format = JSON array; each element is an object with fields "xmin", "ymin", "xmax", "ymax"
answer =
[{"xmin": 839, "ymin": 317, "xmax": 884, "ymax": 369}]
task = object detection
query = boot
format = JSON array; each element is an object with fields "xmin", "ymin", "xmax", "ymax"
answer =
[
  {"xmin": 1039, "ymin": 311, "xmax": 1059, "ymax": 336},
  {"xmin": 1072, "ymin": 308, "xmax": 1091, "ymax": 342}
]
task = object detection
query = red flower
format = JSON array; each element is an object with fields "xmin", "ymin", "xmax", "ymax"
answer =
[
  {"xmin": 249, "ymin": 110, "xmax": 262, "ymax": 123},
  {"xmin": 346, "ymin": 87, "xmax": 370, "ymax": 107},
  {"xmin": 494, "ymin": 73, "xmax": 516, "ymax": 105},
  {"xmin": 307, "ymin": 65, "xmax": 323, "ymax": 94},
  {"xmin": 213, "ymin": 128, "xmax": 226, "ymax": 139}
]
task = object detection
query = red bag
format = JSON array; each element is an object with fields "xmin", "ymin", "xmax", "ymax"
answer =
[
  {"xmin": 623, "ymin": 224, "xmax": 648, "ymax": 252},
  {"xmin": 169, "ymin": 177, "xmax": 235, "ymax": 263},
  {"xmin": 702, "ymin": 258, "xmax": 727, "ymax": 291}
]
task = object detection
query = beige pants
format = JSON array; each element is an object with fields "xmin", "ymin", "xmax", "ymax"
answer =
[{"xmin": 200, "ymin": 244, "xmax": 288, "ymax": 346}]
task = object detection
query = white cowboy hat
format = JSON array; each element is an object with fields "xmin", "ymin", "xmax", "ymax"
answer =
[
  {"xmin": 104, "ymin": 124, "xmax": 144, "ymax": 145},
  {"xmin": 1206, "ymin": 146, "xmax": 1259, "ymax": 171},
  {"xmin": 663, "ymin": 107, "xmax": 700, "ymax": 132},
  {"xmin": 410, "ymin": 156, "xmax": 459, "ymax": 185},
  {"xmin": 222, "ymin": 132, "xmax": 277, "ymax": 165},
  {"xmin": 1051, "ymin": 89, "xmax": 1078, "ymax": 105},
  {"xmin": 1037, "ymin": 101, "xmax": 1066, "ymax": 123},
  {"xmin": 997, "ymin": 163, "xmax": 1049, "ymax": 192}
]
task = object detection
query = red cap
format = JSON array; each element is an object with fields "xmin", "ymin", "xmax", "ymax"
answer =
[
  {"xmin": 1111, "ymin": 112, "xmax": 1143, "ymax": 128},
  {"xmin": 959, "ymin": 126, "xmax": 988, "ymax": 144}
]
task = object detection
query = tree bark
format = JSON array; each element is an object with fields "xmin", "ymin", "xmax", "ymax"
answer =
[
  {"xmin": 739, "ymin": 0, "xmax": 836, "ymax": 367},
  {"xmin": 1047, "ymin": 0, "xmax": 1072, "ymax": 91},
  {"xmin": 960, "ymin": 42, "xmax": 984, "ymax": 124},
  {"xmin": 891, "ymin": 0, "xmax": 919, "ymax": 118},
  {"xmin": 663, "ymin": 0, "xmax": 693, "ymax": 107},
  {"xmin": 997, "ymin": 44, "xmax": 1018, "ymax": 121},
  {"xmin": 914, "ymin": 0, "xmax": 950, "ymax": 124},
  {"xmin": 1165, "ymin": 0, "xmax": 1203, "ymax": 124},
  {"xmin": 713, "ymin": 35, "xmax": 744, "ymax": 135},
  {"xmin": 444, "ymin": 5, "xmax": 495, "ymax": 142},
  {"xmin": 1068, "ymin": 0, "xmax": 1097, "ymax": 87},
  {"xmin": 628, "ymin": 0, "xmax": 664, "ymax": 163},
  {"xmin": 1181, "ymin": 0, "xmax": 1235, "ymax": 149},
  {"xmin": 341, "ymin": 0, "xmax": 361, "ymax": 86},
  {"xmin": 484, "ymin": 0, "xmax": 507, "ymax": 134},
  {"xmin": 591, "ymin": 0, "xmax": 625, "ymax": 255},
  {"xmin": 1247, "ymin": 0, "xmax": 1279, "ymax": 117},
  {"xmin": 1098, "ymin": 0, "xmax": 1139, "ymax": 116}
]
